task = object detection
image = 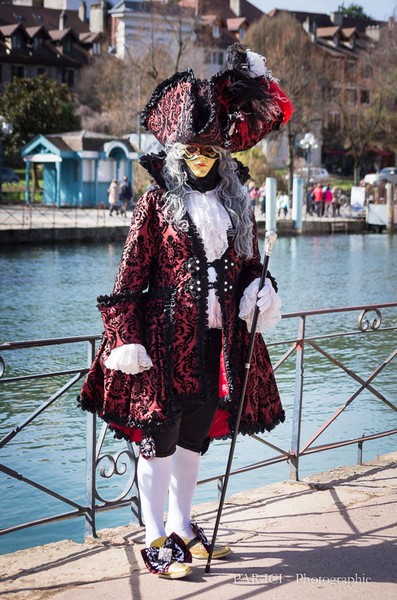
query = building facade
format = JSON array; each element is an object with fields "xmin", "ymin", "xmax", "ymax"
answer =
[{"xmin": 0, "ymin": 1, "xmax": 105, "ymax": 90}]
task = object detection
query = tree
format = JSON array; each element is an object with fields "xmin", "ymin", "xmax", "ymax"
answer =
[
  {"xmin": 337, "ymin": 3, "xmax": 372, "ymax": 19},
  {"xmin": 245, "ymin": 12, "xmax": 328, "ymax": 192},
  {"xmin": 76, "ymin": 0, "xmax": 198, "ymax": 138},
  {"xmin": 0, "ymin": 74, "xmax": 80, "ymax": 165},
  {"xmin": 323, "ymin": 26, "xmax": 397, "ymax": 183}
]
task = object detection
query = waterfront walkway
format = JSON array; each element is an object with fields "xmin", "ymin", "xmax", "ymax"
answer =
[
  {"xmin": 0, "ymin": 203, "xmax": 368, "ymax": 244},
  {"xmin": 1, "ymin": 452, "xmax": 396, "ymax": 600}
]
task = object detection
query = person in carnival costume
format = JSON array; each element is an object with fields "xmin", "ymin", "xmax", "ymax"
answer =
[{"xmin": 79, "ymin": 43, "xmax": 293, "ymax": 579}]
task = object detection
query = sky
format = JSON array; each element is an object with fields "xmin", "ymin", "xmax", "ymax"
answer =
[{"xmin": 251, "ymin": 1, "xmax": 396, "ymax": 21}]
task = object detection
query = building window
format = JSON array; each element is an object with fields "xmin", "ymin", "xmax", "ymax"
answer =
[
  {"xmin": 11, "ymin": 65, "xmax": 24, "ymax": 79},
  {"xmin": 239, "ymin": 27, "xmax": 246, "ymax": 40},
  {"xmin": 11, "ymin": 35, "xmax": 21, "ymax": 49},
  {"xmin": 212, "ymin": 24, "xmax": 220, "ymax": 38},
  {"xmin": 204, "ymin": 51, "xmax": 224, "ymax": 65},
  {"xmin": 37, "ymin": 67, "xmax": 46, "ymax": 76},
  {"xmin": 33, "ymin": 37, "xmax": 43, "ymax": 50},
  {"xmin": 62, "ymin": 69, "xmax": 75, "ymax": 87},
  {"xmin": 329, "ymin": 112, "xmax": 341, "ymax": 131},
  {"xmin": 329, "ymin": 85, "xmax": 339, "ymax": 101},
  {"xmin": 360, "ymin": 89, "xmax": 370, "ymax": 105},
  {"xmin": 346, "ymin": 60, "xmax": 356, "ymax": 77},
  {"xmin": 92, "ymin": 42, "xmax": 101, "ymax": 56},
  {"xmin": 346, "ymin": 87, "xmax": 357, "ymax": 105},
  {"xmin": 362, "ymin": 64, "xmax": 372, "ymax": 79},
  {"xmin": 350, "ymin": 115, "xmax": 357, "ymax": 130},
  {"xmin": 63, "ymin": 38, "xmax": 72, "ymax": 54}
]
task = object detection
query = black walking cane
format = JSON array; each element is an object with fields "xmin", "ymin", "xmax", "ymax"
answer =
[{"xmin": 205, "ymin": 230, "xmax": 278, "ymax": 573}]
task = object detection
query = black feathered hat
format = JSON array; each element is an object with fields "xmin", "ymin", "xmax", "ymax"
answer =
[{"xmin": 141, "ymin": 43, "xmax": 293, "ymax": 153}]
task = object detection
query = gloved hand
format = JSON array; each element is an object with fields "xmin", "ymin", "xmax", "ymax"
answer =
[{"xmin": 256, "ymin": 280, "xmax": 273, "ymax": 313}]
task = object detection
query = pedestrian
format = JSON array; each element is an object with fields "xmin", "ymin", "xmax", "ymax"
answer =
[
  {"xmin": 332, "ymin": 187, "xmax": 341, "ymax": 217},
  {"xmin": 78, "ymin": 43, "xmax": 293, "ymax": 580},
  {"xmin": 258, "ymin": 182, "xmax": 266, "ymax": 215},
  {"xmin": 119, "ymin": 175, "xmax": 133, "ymax": 214},
  {"xmin": 248, "ymin": 181, "xmax": 260, "ymax": 210},
  {"xmin": 277, "ymin": 192, "xmax": 289, "ymax": 218},
  {"xmin": 306, "ymin": 184, "xmax": 314, "ymax": 216},
  {"xmin": 323, "ymin": 185, "xmax": 333, "ymax": 217},
  {"xmin": 312, "ymin": 183, "xmax": 324, "ymax": 217},
  {"xmin": 107, "ymin": 179, "xmax": 120, "ymax": 216}
]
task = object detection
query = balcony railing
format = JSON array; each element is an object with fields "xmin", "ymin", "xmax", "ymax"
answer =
[{"xmin": 0, "ymin": 302, "xmax": 396, "ymax": 544}]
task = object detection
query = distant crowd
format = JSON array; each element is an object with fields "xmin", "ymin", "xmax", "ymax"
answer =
[{"xmin": 246, "ymin": 180, "xmax": 348, "ymax": 219}]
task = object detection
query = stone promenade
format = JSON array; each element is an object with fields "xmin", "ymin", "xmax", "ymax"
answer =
[{"xmin": 1, "ymin": 452, "xmax": 396, "ymax": 600}]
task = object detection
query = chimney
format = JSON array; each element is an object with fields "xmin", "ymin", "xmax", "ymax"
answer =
[
  {"xmin": 79, "ymin": 1, "xmax": 87, "ymax": 23},
  {"xmin": 89, "ymin": 1, "xmax": 106, "ymax": 33},
  {"xmin": 59, "ymin": 10, "xmax": 67, "ymax": 30},
  {"xmin": 330, "ymin": 11, "xmax": 343, "ymax": 26},
  {"xmin": 230, "ymin": 0, "xmax": 242, "ymax": 17}
]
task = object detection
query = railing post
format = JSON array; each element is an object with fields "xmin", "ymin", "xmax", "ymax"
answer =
[
  {"xmin": 290, "ymin": 315, "xmax": 306, "ymax": 481},
  {"xmin": 217, "ymin": 477, "xmax": 224, "ymax": 500},
  {"xmin": 127, "ymin": 441, "xmax": 143, "ymax": 526},
  {"xmin": 357, "ymin": 439, "xmax": 363, "ymax": 465},
  {"xmin": 85, "ymin": 340, "xmax": 97, "ymax": 539}
]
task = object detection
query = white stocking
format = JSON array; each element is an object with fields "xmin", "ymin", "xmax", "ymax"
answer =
[
  {"xmin": 137, "ymin": 455, "xmax": 172, "ymax": 546},
  {"xmin": 166, "ymin": 445, "xmax": 201, "ymax": 539}
]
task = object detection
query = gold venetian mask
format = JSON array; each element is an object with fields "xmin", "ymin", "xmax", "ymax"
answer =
[{"xmin": 182, "ymin": 145, "xmax": 219, "ymax": 178}]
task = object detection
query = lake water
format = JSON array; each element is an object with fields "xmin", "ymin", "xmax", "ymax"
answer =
[{"xmin": 0, "ymin": 233, "xmax": 396, "ymax": 555}]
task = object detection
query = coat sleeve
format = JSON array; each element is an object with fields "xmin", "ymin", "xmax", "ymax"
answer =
[{"xmin": 97, "ymin": 190, "xmax": 161, "ymax": 349}]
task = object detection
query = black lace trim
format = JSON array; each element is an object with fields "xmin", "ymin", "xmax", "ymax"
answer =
[
  {"xmin": 97, "ymin": 290, "xmax": 142, "ymax": 308},
  {"xmin": 139, "ymin": 151, "xmax": 167, "ymax": 189},
  {"xmin": 97, "ymin": 286, "xmax": 175, "ymax": 308}
]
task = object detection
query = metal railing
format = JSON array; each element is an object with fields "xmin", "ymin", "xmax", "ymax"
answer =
[
  {"xmin": 0, "ymin": 204, "xmax": 131, "ymax": 230},
  {"xmin": 0, "ymin": 301, "xmax": 396, "ymax": 544}
]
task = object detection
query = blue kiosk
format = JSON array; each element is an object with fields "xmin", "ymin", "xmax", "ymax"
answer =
[{"xmin": 21, "ymin": 131, "xmax": 138, "ymax": 207}]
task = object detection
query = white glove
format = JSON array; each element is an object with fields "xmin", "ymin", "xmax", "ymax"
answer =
[
  {"xmin": 256, "ymin": 281, "xmax": 273, "ymax": 313},
  {"xmin": 239, "ymin": 277, "xmax": 282, "ymax": 333},
  {"xmin": 104, "ymin": 343, "xmax": 153, "ymax": 375}
]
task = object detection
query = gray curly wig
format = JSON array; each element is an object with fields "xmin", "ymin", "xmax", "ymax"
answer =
[{"xmin": 162, "ymin": 143, "xmax": 254, "ymax": 260}]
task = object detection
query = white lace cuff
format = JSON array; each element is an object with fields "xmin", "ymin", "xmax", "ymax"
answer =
[
  {"xmin": 239, "ymin": 277, "xmax": 282, "ymax": 333},
  {"xmin": 104, "ymin": 344, "xmax": 153, "ymax": 375}
]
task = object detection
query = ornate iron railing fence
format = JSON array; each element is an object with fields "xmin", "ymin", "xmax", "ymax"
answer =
[
  {"xmin": 0, "ymin": 204, "xmax": 129, "ymax": 230},
  {"xmin": 0, "ymin": 301, "xmax": 396, "ymax": 544}
]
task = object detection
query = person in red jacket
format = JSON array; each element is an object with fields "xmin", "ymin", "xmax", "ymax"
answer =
[
  {"xmin": 312, "ymin": 183, "xmax": 324, "ymax": 217},
  {"xmin": 79, "ymin": 43, "xmax": 293, "ymax": 579}
]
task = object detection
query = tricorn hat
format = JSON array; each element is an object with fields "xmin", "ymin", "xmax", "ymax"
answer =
[{"xmin": 141, "ymin": 43, "xmax": 293, "ymax": 153}]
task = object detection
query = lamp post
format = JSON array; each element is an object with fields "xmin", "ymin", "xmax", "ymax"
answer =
[
  {"xmin": 0, "ymin": 115, "xmax": 13, "ymax": 197},
  {"xmin": 299, "ymin": 132, "xmax": 318, "ymax": 192}
]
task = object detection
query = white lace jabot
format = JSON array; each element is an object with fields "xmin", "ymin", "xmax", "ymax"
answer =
[
  {"xmin": 184, "ymin": 190, "xmax": 231, "ymax": 261},
  {"xmin": 184, "ymin": 190, "xmax": 231, "ymax": 328}
]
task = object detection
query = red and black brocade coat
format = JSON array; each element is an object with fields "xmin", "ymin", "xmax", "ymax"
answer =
[{"xmin": 79, "ymin": 187, "xmax": 284, "ymax": 444}]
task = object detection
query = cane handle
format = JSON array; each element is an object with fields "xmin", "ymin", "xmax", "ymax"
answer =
[{"xmin": 264, "ymin": 230, "xmax": 277, "ymax": 257}]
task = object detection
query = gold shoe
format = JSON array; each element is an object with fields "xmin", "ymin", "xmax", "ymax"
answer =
[
  {"xmin": 185, "ymin": 537, "xmax": 231, "ymax": 559},
  {"xmin": 141, "ymin": 533, "xmax": 192, "ymax": 579},
  {"xmin": 158, "ymin": 561, "xmax": 192, "ymax": 579},
  {"xmin": 185, "ymin": 523, "xmax": 231, "ymax": 560}
]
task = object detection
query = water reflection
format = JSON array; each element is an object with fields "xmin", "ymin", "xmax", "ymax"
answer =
[{"xmin": 0, "ymin": 235, "xmax": 396, "ymax": 554}]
